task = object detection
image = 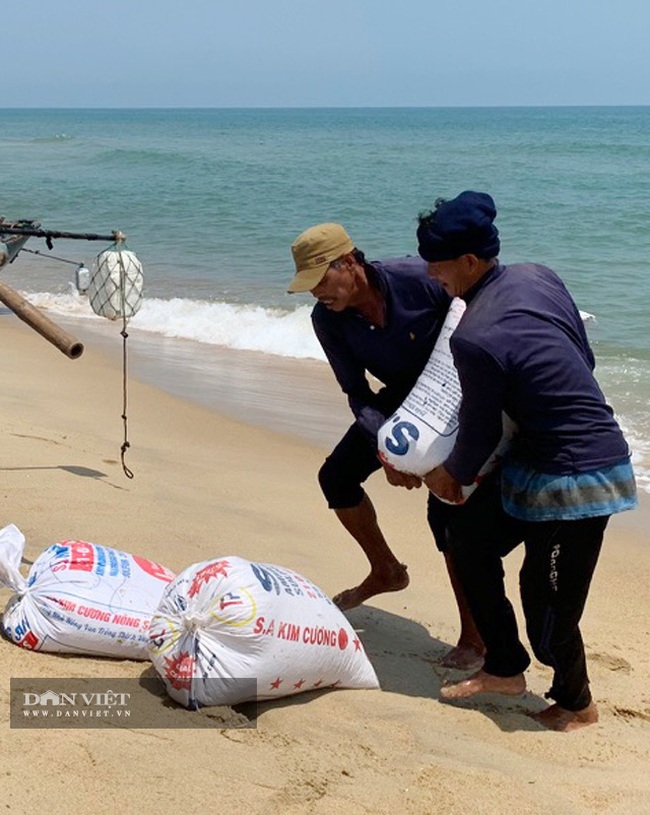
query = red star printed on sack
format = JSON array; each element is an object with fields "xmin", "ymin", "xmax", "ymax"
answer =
[{"xmin": 188, "ymin": 559, "xmax": 231, "ymax": 598}]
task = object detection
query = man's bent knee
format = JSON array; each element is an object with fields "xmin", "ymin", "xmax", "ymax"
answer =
[{"xmin": 318, "ymin": 457, "xmax": 365, "ymax": 509}]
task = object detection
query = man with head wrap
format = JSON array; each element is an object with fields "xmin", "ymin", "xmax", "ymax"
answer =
[{"xmin": 417, "ymin": 191, "xmax": 637, "ymax": 731}]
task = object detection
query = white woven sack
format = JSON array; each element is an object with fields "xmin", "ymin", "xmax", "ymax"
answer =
[
  {"xmin": 378, "ymin": 297, "xmax": 515, "ymax": 501},
  {"xmin": 148, "ymin": 556, "xmax": 379, "ymax": 709},
  {"xmin": 0, "ymin": 524, "xmax": 174, "ymax": 659}
]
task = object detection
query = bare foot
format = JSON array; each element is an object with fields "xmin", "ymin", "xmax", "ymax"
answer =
[
  {"xmin": 440, "ymin": 669, "xmax": 526, "ymax": 700},
  {"xmin": 332, "ymin": 564, "xmax": 409, "ymax": 611},
  {"xmin": 440, "ymin": 643, "xmax": 485, "ymax": 671},
  {"xmin": 530, "ymin": 702, "xmax": 598, "ymax": 732}
]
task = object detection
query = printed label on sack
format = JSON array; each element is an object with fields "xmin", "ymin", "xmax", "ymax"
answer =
[
  {"xmin": 3, "ymin": 539, "xmax": 175, "ymax": 660},
  {"xmin": 252, "ymin": 617, "xmax": 358, "ymax": 651},
  {"xmin": 395, "ymin": 348, "xmax": 462, "ymax": 435}
]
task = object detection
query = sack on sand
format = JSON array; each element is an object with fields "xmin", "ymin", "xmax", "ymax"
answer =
[
  {"xmin": 0, "ymin": 523, "xmax": 175, "ymax": 659},
  {"xmin": 377, "ymin": 297, "xmax": 515, "ymax": 501},
  {"xmin": 148, "ymin": 556, "xmax": 379, "ymax": 709}
]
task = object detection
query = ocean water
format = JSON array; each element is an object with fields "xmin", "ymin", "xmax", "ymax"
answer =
[{"xmin": 1, "ymin": 107, "xmax": 649, "ymax": 491}]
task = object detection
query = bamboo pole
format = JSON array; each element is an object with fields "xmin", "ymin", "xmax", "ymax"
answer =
[{"xmin": 0, "ymin": 279, "xmax": 84, "ymax": 359}]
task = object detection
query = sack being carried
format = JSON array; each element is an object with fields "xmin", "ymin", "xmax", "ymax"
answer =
[
  {"xmin": 148, "ymin": 556, "xmax": 379, "ymax": 709},
  {"xmin": 377, "ymin": 297, "xmax": 515, "ymax": 501},
  {"xmin": 0, "ymin": 524, "xmax": 175, "ymax": 660}
]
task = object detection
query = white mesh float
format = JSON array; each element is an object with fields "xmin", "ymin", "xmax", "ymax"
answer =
[{"xmin": 88, "ymin": 235, "xmax": 143, "ymax": 321}]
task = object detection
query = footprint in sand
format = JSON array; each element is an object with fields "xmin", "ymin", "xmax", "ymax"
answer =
[
  {"xmin": 609, "ymin": 705, "xmax": 650, "ymax": 723},
  {"xmin": 12, "ymin": 432, "xmax": 62, "ymax": 445},
  {"xmin": 588, "ymin": 652, "xmax": 632, "ymax": 673}
]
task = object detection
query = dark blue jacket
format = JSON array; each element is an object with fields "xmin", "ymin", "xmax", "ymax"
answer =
[
  {"xmin": 445, "ymin": 263, "xmax": 630, "ymax": 484},
  {"xmin": 312, "ymin": 257, "xmax": 451, "ymax": 443}
]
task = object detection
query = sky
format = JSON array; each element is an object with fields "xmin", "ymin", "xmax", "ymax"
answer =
[{"xmin": 4, "ymin": 0, "xmax": 650, "ymax": 107}]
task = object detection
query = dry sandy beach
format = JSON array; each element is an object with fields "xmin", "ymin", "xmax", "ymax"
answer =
[{"xmin": 1, "ymin": 313, "xmax": 650, "ymax": 815}]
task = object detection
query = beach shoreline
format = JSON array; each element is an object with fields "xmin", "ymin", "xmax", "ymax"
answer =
[
  {"xmin": 2, "ymin": 314, "xmax": 650, "ymax": 815},
  {"xmin": 19, "ymin": 306, "xmax": 354, "ymax": 450}
]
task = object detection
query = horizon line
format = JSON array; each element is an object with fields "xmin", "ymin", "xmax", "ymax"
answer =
[{"xmin": 2, "ymin": 104, "xmax": 650, "ymax": 111}]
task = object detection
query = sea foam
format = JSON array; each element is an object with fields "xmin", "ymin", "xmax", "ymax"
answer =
[{"xmin": 26, "ymin": 291, "xmax": 326, "ymax": 361}]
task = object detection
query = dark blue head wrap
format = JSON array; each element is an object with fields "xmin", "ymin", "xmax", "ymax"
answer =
[{"xmin": 417, "ymin": 191, "xmax": 500, "ymax": 262}]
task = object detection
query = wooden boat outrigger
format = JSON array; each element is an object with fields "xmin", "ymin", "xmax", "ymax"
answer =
[{"xmin": 0, "ymin": 217, "xmax": 85, "ymax": 358}]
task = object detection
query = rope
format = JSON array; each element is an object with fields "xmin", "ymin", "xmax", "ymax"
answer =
[
  {"xmin": 120, "ymin": 320, "xmax": 134, "ymax": 480},
  {"xmin": 116, "ymin": 245, "xmax": 134, "ymax": 479},
  {"xmin": 21, "ymin": 247, "xmax": 82, "ymax": 266}
]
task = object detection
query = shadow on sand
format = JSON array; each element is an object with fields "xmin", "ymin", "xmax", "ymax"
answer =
[{"xmin": 245, "ymin": 604, "xmax": 548, "ymax": 732}]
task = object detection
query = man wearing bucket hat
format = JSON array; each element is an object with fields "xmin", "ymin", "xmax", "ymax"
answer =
[
  {"xmin": 288, "ymin": 222, "xmax": 485, "ymax": 670},
  {"xmin": 417, "ymin": 190, "xmax": 637, "ymax": 731}
]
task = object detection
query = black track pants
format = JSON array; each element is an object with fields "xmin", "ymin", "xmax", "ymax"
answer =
[
  {"xmin": 447, "ymin": 486, "xmax": 609, "ymax": 711},
  {"xmin": 519, "ymin": 515, "xmax": 608, "ymax": 710}
]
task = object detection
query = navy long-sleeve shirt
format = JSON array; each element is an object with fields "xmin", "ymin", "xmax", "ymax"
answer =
[
  {"xmin": 445, "ymin": 262, "xmax": 630, "ymax": 484},
  {"xmin": 312, "ymin": 257, "xmax": 451, "ymax": 443}
]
